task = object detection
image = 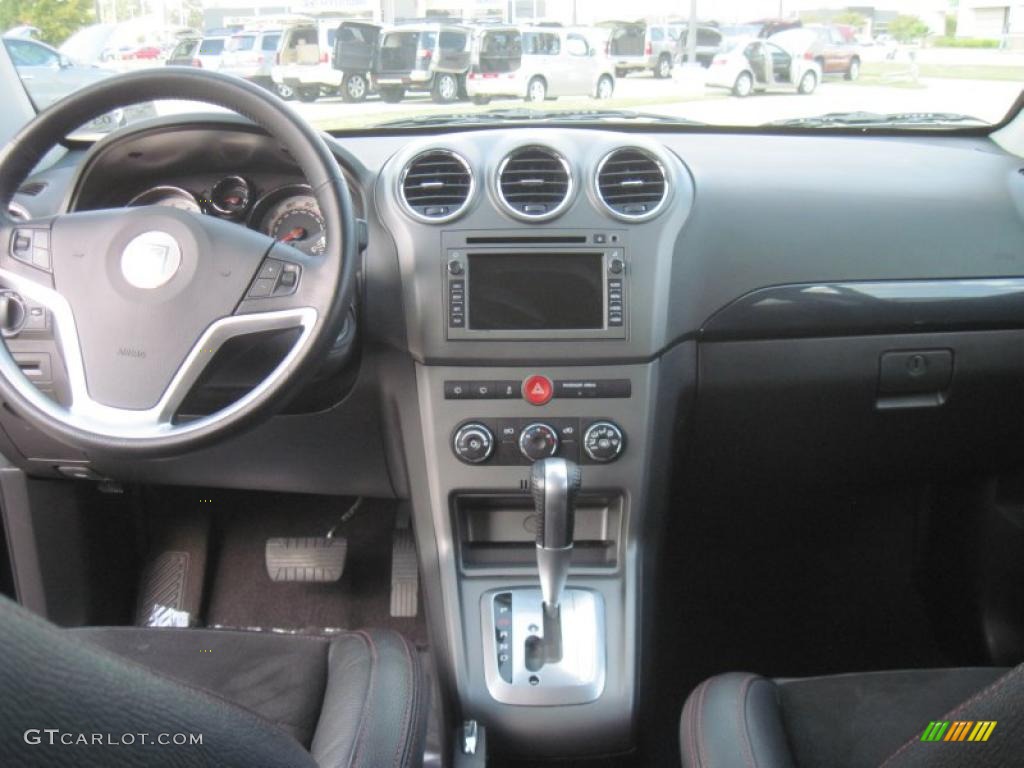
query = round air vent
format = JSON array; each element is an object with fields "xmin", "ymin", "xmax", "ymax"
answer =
[
  {"xmin": 595, "ymin": 148, "xmax": 668, "ymax": 221},
  {"xmin": 496, "ymin": 146, "xmax": 573, "ymax": 222},
  {"xmin": 399, "ymin": 149, "xmax": 474, "ymax": 223}
]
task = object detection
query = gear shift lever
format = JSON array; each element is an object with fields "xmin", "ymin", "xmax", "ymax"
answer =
[{"xmin": 531, "ymin": 457, "xmax": 582, "ymax": 616}]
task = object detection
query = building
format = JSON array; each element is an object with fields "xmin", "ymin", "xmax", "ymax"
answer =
[{"xmin": 956, "ymin": 1, "xmax": 1024, "ymax": 47}]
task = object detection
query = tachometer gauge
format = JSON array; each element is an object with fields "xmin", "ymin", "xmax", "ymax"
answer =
[
  {"xmin": 210, "ymin": 176, "xmax": 251, "ymax": 217},
  {"xmin": 127, "ymin": 186, "xmax": 202, "ymax": 213},
  {"xmin": 262, "ymin": 194, "xmax": 326, "ymax": 256}
]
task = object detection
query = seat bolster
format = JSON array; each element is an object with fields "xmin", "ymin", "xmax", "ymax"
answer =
[
  {"xmin": 680, "ymin": 672, "xmax": 796, "ymax": 768},
  {"xmin": 310, "ymin": 629, "xmax": 427, "ymax": 768},
  {"xmin": 0, "ymin": 597, "xmax": 317, "ymax": 768}
]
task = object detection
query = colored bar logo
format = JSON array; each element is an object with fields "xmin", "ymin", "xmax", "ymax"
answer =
[{"xmin": 921, "ymin": 721, "xmax": 997, "ymax": 742}]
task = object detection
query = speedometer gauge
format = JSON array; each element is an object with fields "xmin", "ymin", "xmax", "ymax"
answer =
[
  {"xmin": 210, "ymin": 176, "xmax": 251, "ymax": 217},
  {"xmin": 127, "ymin": 186, "xmax": 202, "ymax": 213},
  {"xmin": 261, "ymin": 194, "xmax": 326, "ymax": 256}
]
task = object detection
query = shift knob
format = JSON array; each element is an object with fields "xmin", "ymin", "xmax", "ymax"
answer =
[{"xmin": 530, "ymin": 457, "xmax": 582, "ymax": 611}]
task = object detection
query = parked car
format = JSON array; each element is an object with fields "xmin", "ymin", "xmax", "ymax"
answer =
[
  {"xmin": 777, "ymin": 25, "xmax": 861, "ymax": 80},
  {"xmin": 193, "ymin": 35, "xmax": 228, "ymax": 70},
  {"xmin": 597, "ymin": 20, "xmax": 675, "ymax": 78},
  {"xmin": 465, "ymin": 26, "xmax": 615, "ymax": 104},
  {"xmin": 705, "ymin": 36, "xmax": 820, "ymax": 97},
  {"xmin": 332, "ymin": 21, "xmax": 380, "ymax": 102},
  {"xmin": 218, "ymin": 28, "xmax": 282, "ymax": 90},
  {"xmin": 372, "ymin": 21, "xmax": 473, "ymax": 104},
  {"xmin": 674, "ymin": 24, "xmax": 725, "ymax": 67},
  {"xmin": 3, "ymin": 36, "xmax": 110, "ymax": 109},
  {"xmin": 3, "ymin": 36, "xmax": 154, "ymax": 134},
  {"xmin": 719, "ymin": 18, "xmax": 802, "ymax": 42},
  {"xmin": 165, "ymin": 36, "xmax": 201, "ymax": 67},
  {"xmin": 127, "ymin": 45, "xmax": 162, "ymax": 61},
  {"xmin": 270, "ymin": 19, "xmax": 345, "ymax": 103}
]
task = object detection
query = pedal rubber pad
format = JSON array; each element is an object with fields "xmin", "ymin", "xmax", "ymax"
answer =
[
  {"xmin": 390, "ymin": 527, "xmax": 419, "ymax": 617},
  {"xmin": 136, "ymin": 551, "xmax": 192, "ymax": 627},
  {"xmin": 265, "ymin": 537, "xmax": 347, "ymax": 583}
]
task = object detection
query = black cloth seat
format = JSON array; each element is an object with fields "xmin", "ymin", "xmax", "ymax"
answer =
[
  {"xmin": 680, "ymin": 665, "xmax": 1024, "ymax": 768},
  {"xmin": 0, "ymin": 595, "xmax": 427, "ymax": 767}
]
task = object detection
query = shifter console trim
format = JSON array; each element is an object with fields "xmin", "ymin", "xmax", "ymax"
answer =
[{"xmin": 481, "ymin": 587, "xmax": 606, "ymax": 706}]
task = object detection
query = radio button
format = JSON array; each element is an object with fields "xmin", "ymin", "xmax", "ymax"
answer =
[{"xmin": 522, "ymin": 375, "xmax": 553, "ymax": 406}]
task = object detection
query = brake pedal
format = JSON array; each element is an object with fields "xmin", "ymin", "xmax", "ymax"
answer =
[
  {"xmin": 390, "ymin": 507, "xmax": 419, "ymax": 618},
  {"xmin": 265, "ymin": 537, "xmax": 347, "ymax": 583}
]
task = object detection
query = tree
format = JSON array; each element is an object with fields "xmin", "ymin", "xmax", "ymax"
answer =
[
  {"xmin": 834, "ymin": 11, "xmax": 866, "ymax": 30},
  {"xmin": 888, "ymin": 15, "xmax": 930, "ymax": 42},
  {"xmin": 0, "ymin": 0, "xmax": 95, "ymax": 46}
]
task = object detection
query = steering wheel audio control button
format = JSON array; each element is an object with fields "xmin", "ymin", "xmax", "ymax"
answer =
[
  {"xmin": 247, "ymin": 259, "xmax": 301, "ymax": 299},
  {"xmin": 523, "ymin": 375, "xmax": 553, "ymax": 406},
  {"xmin": 11, "ymin": 227, "xmax": 52, "ymax": 272}
]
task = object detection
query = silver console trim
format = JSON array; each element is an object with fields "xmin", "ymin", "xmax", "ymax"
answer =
[{"xmin": 481, "ymin": 587, "xmax": 605, "ymax": 706}]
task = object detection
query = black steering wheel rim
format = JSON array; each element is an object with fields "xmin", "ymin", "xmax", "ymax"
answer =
[{"xmin": 0, "ymin": 68, "xmax": 358, "ymax": 458}]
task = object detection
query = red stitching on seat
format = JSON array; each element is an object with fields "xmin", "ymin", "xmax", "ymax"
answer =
[{"xmin": 879, "ymin": 665, "xmax": 1023, "ymax": 767}]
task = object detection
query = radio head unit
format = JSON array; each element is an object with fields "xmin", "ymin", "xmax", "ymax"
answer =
[{"xmin": 445, "ymin": 238, "xmax": 627, "ymax": 341}]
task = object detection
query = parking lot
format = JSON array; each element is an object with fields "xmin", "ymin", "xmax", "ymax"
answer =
[
  {"xmin": 143, "ymin": 44, "xmax": 1023, "ymax": 131},
  {"xmin": 276, "ymin": 54, "xmax": 1023, "ymax": 131}
]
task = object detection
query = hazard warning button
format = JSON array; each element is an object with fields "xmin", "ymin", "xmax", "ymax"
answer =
[{"xmin": 522, "ymin": 375, "xmax": 553, "ymax": 406}]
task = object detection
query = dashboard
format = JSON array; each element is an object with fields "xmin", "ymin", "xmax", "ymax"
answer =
[{"xmin": 2, "ymin": 116, "xmax": 1024, "ymax": 492}]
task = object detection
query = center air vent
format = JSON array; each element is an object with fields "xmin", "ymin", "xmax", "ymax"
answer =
[
  {"xmin": 399, "ymin": 149, "xmax": 474, "ymax": 223},
  {"xmin": 596, "ymin": 148, "xmax": 668, "ymax": 221},
  {"xmin": 496, "ymin": 146, "xmax": 573, "ymax": 222}
]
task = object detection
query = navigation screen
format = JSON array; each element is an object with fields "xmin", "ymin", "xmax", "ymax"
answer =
[{"xmin": 467, "ymin": 253, "xmax": 604, "ymax": 331}]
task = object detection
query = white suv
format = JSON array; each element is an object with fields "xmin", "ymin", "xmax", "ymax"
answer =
[
  {"xmin": 271, "ymin": 19, "xmax": 343, "ymax": 103},
  {"xmin": 219, "ymin": 28, "xmax": 282, "ymax": 91},
  {"xmin": 466, "ymin": 27, "xmax": 615, "ymax": 105}
]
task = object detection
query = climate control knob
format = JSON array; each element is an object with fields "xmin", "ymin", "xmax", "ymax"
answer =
[
  {"xmin": 583, "ymin": 421, "xmax": 625, "ymax": 463},
  {"xmin": 453, "ymin": 423, "xmax": 494, "ymax": 464},
  {"xmin": 519, "ymin": 423, "xmax": 559, "ymax": 462}
]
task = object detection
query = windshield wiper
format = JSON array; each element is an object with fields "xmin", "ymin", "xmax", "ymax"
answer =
[
  {"xmin": 377, "ymin": 108, "xmax": 707, "ymax": 128},
  {"xmin": 767, "ymin": 111, "xmax": 989, "ymax": 128}
]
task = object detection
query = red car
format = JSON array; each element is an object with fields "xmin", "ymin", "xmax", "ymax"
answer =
[
  {"xmin": 773, "ymin": 24, "xmax": 861, "ymax": 80},
  {"xmin": 127, "ymin": 45, "xmax": 162, "ymax": 60}
]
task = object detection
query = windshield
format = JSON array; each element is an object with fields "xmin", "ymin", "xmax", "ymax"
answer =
[{"xmin": 2, "ymin": 0, "xmax": 1021, "ymax": 138}]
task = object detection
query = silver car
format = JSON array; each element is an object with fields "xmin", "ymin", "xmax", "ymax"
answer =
[{"xmin": 3, "ymin": 36, "xmax": 109, "ymax": 109}]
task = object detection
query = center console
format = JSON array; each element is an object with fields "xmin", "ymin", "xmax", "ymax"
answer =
[{"xmin": 376, "ymin": 129, "xmax": 695, "ymax": 758}]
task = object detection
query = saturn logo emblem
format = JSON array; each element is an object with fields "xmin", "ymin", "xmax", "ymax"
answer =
[{"xmin": 121, "ymin": 231, "xmax": 181, "ymax": 290}]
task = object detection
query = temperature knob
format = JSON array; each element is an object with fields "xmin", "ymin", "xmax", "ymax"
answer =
[
  {"xmin": 519, "ymin": 423, "xmax": 559, "ymax": 462},
  {"xmin": 583, "ymin": 421, "xmax": 624, "ymax": 463},
  {"xmin": 453, "ymin": 423, "xmax": 494, "ymax": 464}
]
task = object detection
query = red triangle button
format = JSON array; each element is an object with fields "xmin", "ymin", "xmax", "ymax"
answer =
[{"xmin": 522, "ymin": 375, "xmax": 553, "ymax": 406}]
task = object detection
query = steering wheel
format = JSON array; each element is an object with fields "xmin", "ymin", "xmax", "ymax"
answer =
[{"xmin": 0, "ymin": 69, "xmax": 358, "ymax": 457}]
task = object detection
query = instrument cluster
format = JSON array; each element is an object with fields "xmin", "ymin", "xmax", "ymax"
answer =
[{"xmin": 126, "ymin": 176, "xmax": 326, "ymax": 256}]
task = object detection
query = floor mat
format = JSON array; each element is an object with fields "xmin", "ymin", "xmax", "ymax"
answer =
[{"xmin": 202, "ymin": 491, "xmax": 427, "ymax": 646}]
